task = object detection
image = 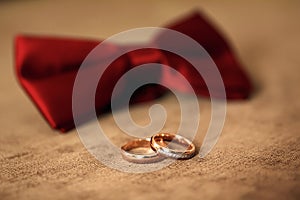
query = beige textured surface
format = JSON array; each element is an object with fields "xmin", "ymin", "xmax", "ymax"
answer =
[{"xmin": 1, "ymin": 1, "xmax": 300, "ymax": 199}]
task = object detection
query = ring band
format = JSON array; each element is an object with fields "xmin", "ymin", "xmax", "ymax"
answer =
[
  {"xmin": 150, "ymin": 133, "xmax": 196, "ymax": 159},
  {"xmin": 121, "ymin": 138, "xmax": 164, "ymax": 163}
]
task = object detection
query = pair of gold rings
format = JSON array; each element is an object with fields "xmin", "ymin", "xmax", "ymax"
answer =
[{"xmin": 121, "ymin": 133, "xmax": 196, "ymax": 163}]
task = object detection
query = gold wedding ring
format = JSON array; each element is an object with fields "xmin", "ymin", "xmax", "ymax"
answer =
[
  {"xmin": 121, "ymin": 138, "xmax": 164, "ymax": 163},
  {"xmin": 150, "ymin": 133, "xmax": 195, "ymax": 159}
]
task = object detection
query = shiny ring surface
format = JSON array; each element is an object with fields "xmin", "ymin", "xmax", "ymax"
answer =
[
  {"xmin": 121, "ymin": 138, "xmax": 164, "ymax": 163},
  {"xmin": 150, "ymin": 133, "xmax": 195, "ymax": 159}
]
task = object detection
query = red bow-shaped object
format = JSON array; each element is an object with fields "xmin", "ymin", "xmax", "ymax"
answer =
[{"xmin": 15, "ymin": 11, "xmax": 252, "ymax": 132}]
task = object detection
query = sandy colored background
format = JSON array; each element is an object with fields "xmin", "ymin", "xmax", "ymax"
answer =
[{"xmin": 1, "ymin": 0, "xmax": 300, "ymax": 199}]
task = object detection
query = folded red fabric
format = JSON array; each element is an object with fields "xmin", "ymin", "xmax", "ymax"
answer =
[{"xmin": 15, "ymin": 11, "xmax": 252, "ymax": 132}]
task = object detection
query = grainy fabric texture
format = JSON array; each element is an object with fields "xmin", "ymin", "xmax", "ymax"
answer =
[{"xmin": 0, "ymin": 1, "xmax": 300, "ymax": 200}]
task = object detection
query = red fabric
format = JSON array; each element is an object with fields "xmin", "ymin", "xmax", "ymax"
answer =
[{"xmin": 15, "ymin": 11, "xmax": 252, "ymax": 132}]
